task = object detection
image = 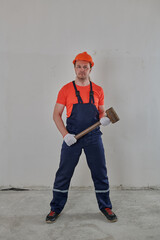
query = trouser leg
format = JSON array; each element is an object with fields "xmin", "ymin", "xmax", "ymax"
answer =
[
  {"xmin": 50, "ymin": 141, "xmax": 82, "ymax": 213},
  {"xmin": 83, "ymin": 136, "xmax": 112, "ymax": 210}
]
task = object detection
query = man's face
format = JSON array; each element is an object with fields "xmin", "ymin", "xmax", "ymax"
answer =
[{"xmin": 74, "ymin": 60, "xmax": 91, "ymax": 80}]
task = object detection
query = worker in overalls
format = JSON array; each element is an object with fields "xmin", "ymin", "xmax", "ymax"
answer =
[{"xmin": 46, "ymin": 52, "xmax": 117, "ymax": 223}]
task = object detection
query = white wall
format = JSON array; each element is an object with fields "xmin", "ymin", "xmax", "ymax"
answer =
[{"xmin": 0, "ymin": 0, "xmax": 160, "ymax": 188}]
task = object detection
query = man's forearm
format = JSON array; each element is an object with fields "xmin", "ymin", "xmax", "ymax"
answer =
[
  {"xmin": 99, "ymin": 111, "xmax": 105, "ymax": 119},
  {"xmin": 53, "ymin": 114, "xmax": 68, "ymax": 137},
  {"xmin": 98, "ymin": 105, "xmax": 106, "ymax": 119}
]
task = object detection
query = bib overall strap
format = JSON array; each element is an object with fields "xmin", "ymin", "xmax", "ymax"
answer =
[
  {"xmin": 72, "ymin": 81, "xmax": 83, "ymax": 104},
  {"xmin": 89, "ymin": 81, "xmax": 95, "ymax": 104}
]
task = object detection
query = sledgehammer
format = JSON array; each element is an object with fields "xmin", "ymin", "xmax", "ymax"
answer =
[{"xmin": 75, "ymin": 107, "xmax": 119, "ymax": 140}]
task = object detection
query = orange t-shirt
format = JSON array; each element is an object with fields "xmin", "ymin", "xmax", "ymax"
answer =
[{"xmin": 56, "ymin": 81, "xmax": 104, "ymax": 118}]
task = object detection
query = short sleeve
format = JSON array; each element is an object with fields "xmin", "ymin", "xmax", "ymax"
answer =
[
  {"xmin": 56, "ymin": 87, "xmax": 66, "ymax": 106},
  {"xmin": 99, "ymin": 87, "xmax": 104, "ymax": 105}
]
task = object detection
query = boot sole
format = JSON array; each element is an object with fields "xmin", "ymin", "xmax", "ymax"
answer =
[
  {"xmin": 100, "ymin": 211, "xmax": 118, "ymax": 223},
  {"xmin": 46, "ymin": 214, "xmax": 60, "ymax": 223}
]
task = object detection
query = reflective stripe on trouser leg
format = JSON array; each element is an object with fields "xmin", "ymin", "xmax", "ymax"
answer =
[
  {"xmin": 50, "ymin": 141, "xmax": 82, "ymax": 213},
  {"xmin": 83, "ymin": 135, "xmax": 112, "ymax": 210}
]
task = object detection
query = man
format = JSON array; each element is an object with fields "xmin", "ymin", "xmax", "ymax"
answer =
[{"xmin": 46, "ymin": 52, "xmax": 117, "ymax": 223}]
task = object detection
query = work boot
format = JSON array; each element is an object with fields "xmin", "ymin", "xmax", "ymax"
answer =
[
  {"xmin": 46, "ymin": 211, "xmax": 60, "ymax": 223},
  {"xmin": 101, "ymin": 208, "xmax": 118, "ymax": 222}
]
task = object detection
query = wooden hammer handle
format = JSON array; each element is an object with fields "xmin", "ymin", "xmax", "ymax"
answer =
[
  {"xmin": 75, "ymin": 107, "xmax": 119, "ymax": 140},
  {"xmin": 75, "ymin": 121, "xmax": 101, "ymax": 140}
]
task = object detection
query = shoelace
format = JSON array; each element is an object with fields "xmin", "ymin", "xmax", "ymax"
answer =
[
  {"xmin": 49, "ymin": 211, "xmax": 55, "ymax": 216},
  {"xmin": 105, "ymin": 208, "xmax": 113, "ymax": 215}
]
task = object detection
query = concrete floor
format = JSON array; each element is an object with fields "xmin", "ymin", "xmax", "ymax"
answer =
[{"xmin": 0, "ymin": 188, "xmax": 160, "ymax": 240}]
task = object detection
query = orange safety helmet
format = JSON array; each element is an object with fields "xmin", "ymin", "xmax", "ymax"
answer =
[{"xmin": 73, "ymin": 52, "xmax": 94, "ymax": 67}]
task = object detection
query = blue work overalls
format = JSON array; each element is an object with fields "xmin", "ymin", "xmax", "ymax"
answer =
[{"xmin": 50, "ymin": 81, "xmax": 112, "ymax": 213}]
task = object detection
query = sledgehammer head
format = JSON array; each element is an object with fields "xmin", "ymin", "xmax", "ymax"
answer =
[{"xmin": 106, "ymin": 107, "xmax": 120, "ymax": 123}]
